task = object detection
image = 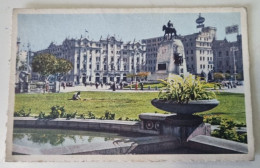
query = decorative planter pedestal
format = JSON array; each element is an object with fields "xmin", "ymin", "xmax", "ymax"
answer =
[
  {"xmin": 139, "ymin": 113, "xmax": 210, "ymax": 142},
  {"xmin": 139, "ymin": 99, "xmax": 219, "ymax": 142}
]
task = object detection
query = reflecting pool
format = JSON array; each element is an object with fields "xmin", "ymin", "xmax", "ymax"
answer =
[{"xmin": 13, "ymin": 127, "xmax": 144, "ymax": 150}]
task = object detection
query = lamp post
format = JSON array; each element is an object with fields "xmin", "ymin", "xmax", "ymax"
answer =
[{"xmin": 230, "ymin": 46, "xmax": 239, "ymax": 83}]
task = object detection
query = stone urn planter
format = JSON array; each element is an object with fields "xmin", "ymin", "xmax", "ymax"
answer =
[{"xmin": 151, "ymin": 99, "xmax": 219, "ymax": 115}]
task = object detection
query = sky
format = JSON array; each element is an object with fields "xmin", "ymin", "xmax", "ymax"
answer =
[{"xmin": 18, "ymin": 12, "xmax": 241, "ymax": 51}]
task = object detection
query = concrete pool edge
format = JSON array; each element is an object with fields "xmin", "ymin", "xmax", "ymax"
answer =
[{"xmin": 13, "ymin": 117, "xmax": 159, "ymax": 135}]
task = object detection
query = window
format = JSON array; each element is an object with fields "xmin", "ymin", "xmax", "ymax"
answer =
[
  {"xmin": 104, "ymin": 65, "xmax": 107, "ymax": 70},
  {"xmin": 89, "ymin": 64, "xmax": 92, "ymax": 69},
  {"xmin": 124, "ymin": 65, "xmax": 126, "ymax": 71},
  {"xmin": 200, "ymin": 64, "xmax": 202, "ymax": 69},
  {"xmin": 203, "ymin": 65, "xmax": 205, "ymax": 69},
  {"xmin": 218, "ymin": 51, "xmax": 222, "ymax": 57},
  {"xmin": 84, "ymin": 55, "xmax": 87, "ymax": 60},
  {"xmin": 111, "ymin": 57, "xmax": 114, "ymax": 62},
  {"xmin": 117, "ymin": 65, "xmax": 120, "ymax": 70},
  {"xmin": 83, "ymin": 64, "xmax": 86, "ymax": 70},
  {"xmin": 191, "ymin": 50, "xmax": 193, "ymax": 54},
  {"xmin": 97, "ymin": 64, "xmax": 99, "ymax": 70},
  {"xmin": 77, "ymin": 64, "xmax": 80, "ymax": 69},
  {"xmin": 131, "ymin": 65, "xmax": 134, "ymax": 70},
  {"xmin": 226, "ymin": 51, "xmax": 229, "ymax": 56},
  {"xmin": 89, "ymin": 57, "xmax": 92, "ymax": 62}
]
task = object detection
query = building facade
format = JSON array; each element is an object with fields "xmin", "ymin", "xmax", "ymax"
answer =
[
  {"xmin": 181, "ymin": 26, "xmax": 216, "ymax": 80},
  {"xmin": 35, "ymin": 36, "xmax": 146, "ymax": 84},
  {"xmin": 212, "ymin": 35, "xmax": 243, "ymax": 78},
  {"xmin": 141, "ymin": 36, "xmax": 164, "ymax": 73}
]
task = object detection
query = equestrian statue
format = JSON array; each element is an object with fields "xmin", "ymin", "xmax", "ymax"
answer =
[{"xmin": 163, "ymin": 20, "xmax": 177, "ymax": 40}]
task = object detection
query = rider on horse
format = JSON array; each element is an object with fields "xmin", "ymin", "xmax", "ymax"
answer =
[{"xmin": 167, "ymin": 20, "xmax": 174, "ymax": 28}]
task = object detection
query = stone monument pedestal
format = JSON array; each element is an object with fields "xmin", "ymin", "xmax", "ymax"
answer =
[{"xmin": 139, "ymin": 113, "xmax": 211, "ymax": 142}]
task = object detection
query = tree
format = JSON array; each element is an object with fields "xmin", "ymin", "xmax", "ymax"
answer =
[
  {"xmin": 32, "ymin": 53, "xmax": 73, "ymax": 81},
  {"xmin": 55, "ymin": 58, "xmax": 73, "ymax": 81},
  {"xmin": 213, "ymin": 73, "xmax": 224, "ymax": 81},
  {"xmin": 32, "ymin": 53, "xmax": 57, "ymax": 79},
  {"xmin": 224, "ymin": 73, "xmax": 231, "ymax": 80},
  {"xmin": 136, "ymin": 72, "xmax": 149, "ymax": 80}
]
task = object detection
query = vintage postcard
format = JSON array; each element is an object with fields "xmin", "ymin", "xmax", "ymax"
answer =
[{"xmin": 6, "ymin": 8, "xmax": 254, "ymax": 162}]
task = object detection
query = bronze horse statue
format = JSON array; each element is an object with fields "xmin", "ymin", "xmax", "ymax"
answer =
[{"xmin": 162, "ymin": 25, "xmax": 177, "ymax": 40}]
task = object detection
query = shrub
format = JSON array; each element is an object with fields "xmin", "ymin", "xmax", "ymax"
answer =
[
  {"xmin": 79, "ymin": 113, "xmax": 86, "ymax": 119},
  {"xmin": 50, "ymin": 105, "xmax": 66, "ymax": 118},
  {"xmin": 203, "ymin": 115, "xmax": 222, "ymax": 125},
  {"xmin": 66, "ymin": 111, "xmax": 77, "ymax": 120},
  {"xmin": 88, "ymin": 111, "xmax": 96, "ymax": 119},
  {"xmin": 38, "ymin": 111, "xmax": 46, "ymax": 119},
  {"xmin": 118, "ymin": 117, "xmax": 122, "ymax": 120},
  {"xmin": 211, "ymin": 118, "xmax": 247, "ymax": 143},
  {"xmin": 14, "ymin": 108, "xmax": 31, "ymax": 117},
  {"xmin": 158, "ymin": 75, "xmax": 216, "ymax": 104},
  {"xmin": 104, "ymin": 110, "xmax": 115, "ymax": 120}
]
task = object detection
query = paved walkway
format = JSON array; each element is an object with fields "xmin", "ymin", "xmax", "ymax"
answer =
[
  {"xmin": 59, "ymin": 85, "xmax": 245, "ymax": 93},
  {"xmin": 210, "ymin": 85, "xmax": 244, "ymax": 94},
  {"xmin": 59, "ymin": 85, "xmax": 159, "ymax": 93},
  {"xmin": 59, "ymin": 85, "xmax": 244, "ymax": 94}
]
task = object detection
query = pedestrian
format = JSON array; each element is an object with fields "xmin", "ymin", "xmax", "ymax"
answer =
[
  {"xmin": 140, "ymin": 82, "xmax": 144, "ymax": 90},
  {"xmin": 46, "ymin": 81, "xmax": 49, "ymax": 93},
  {"xmin": 120, "ymin": 82, "xmax": 123, "ymax": 90},
  {"xmin": 95, "ymin": 82, "xmax": 99, "ymax": 89},
  {"xmin": 135, "ymin": 82, "xmax": 138, "ymax": 90},
  {"xmin": 112, "ymin": 82, "xmax": 116, "ymax": 91},
  {"xmin": 84, "ymin": 82, "xmax": 87, "ymax": 87},
  {"xmin": 101, "ymin": 82, "xmax": 103, "ymax": 88}
]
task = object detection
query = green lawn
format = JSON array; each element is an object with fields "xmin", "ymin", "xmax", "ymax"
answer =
[{"xmin": 14, "ymin": 91, "xmax": 246, "ymax": 123}]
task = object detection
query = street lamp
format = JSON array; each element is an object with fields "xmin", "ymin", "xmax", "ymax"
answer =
[{"xmin": 230, "ymin": 46, "xmax": 239, "ymax": 83}]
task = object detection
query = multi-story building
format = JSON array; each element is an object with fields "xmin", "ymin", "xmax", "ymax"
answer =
[
  {"xmin": 141, "ymin": 36, "xmax": 164, "ymax": 73},
  {"xmin": 35, "ymin": 36, "xmax": 146, "ymax": 84},
  {"xmin": 212, "ymin": 35, "xmax": 243, "ymax": 77},
  {"xmin": 181, "ymin": 26, "xmax": 216, "ymax": 80}
]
